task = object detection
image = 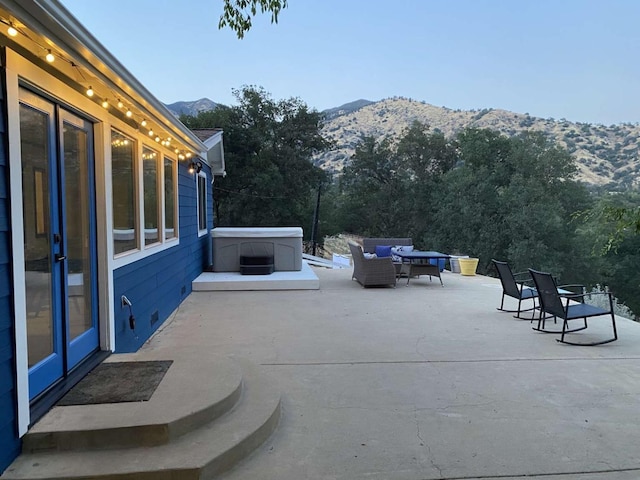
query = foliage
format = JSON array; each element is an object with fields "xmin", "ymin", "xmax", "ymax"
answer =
[
  {"xmin": 219, "ymin": 0, "xmax": 287, "ymax": 38},
  {"xmin": 181, "ymin": 86, "xmax": 330, "ymax": 238}
]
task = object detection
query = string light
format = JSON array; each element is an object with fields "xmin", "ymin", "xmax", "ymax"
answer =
[{"xmin": 0, "ymin": 18, "xmax": 198, "ymax": 164}]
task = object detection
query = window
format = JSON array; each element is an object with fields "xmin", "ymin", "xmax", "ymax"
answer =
[
  {"xmin": 197, "ymin": 172, "xmax": 207, "ymax": 233},
  {"xmin": 164, "ymin": 156, "xmax": 176, "ymax": 240},
  {"xmin": 111, "ymin": 130, "xmax": 137, "ymax": 254},
  {"xmin": 111, "ymin": 129, "xmax": 178, "ymax": 260},
  {"xmin": 142, "ymin": 146, "xmax": 160, "ymax": 246}
]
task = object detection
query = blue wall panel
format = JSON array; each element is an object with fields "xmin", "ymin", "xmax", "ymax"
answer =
[
  {"xmin": 113, "ymin": 162, "xmax": 212, "ymax": 353},
  {"xmin": 0, "ymin": 67, "xmax": 20, "ymax": 474}
]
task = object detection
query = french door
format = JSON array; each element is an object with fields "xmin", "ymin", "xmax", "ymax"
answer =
[{"xmin": 19, "ymin": 88, "xmax": 100, "ymax": 400}]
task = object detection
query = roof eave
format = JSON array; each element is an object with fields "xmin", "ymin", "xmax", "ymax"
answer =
[{"xmin": 0, "ymin": 0, "xmax": 207, "ymax": 157}]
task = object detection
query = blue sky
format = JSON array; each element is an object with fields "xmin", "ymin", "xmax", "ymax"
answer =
[{"xmin": 60, "ymin": 0, "xmax": 640, "ymax": 125}]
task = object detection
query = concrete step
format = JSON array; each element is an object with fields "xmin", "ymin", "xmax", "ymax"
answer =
[
  {"xmin": 2, "ymin": 353, "xmax": 282, "ymax": 480},
  {"xmin": 23, "ymin": 349, "xmax": 244, "ymax": 452}
]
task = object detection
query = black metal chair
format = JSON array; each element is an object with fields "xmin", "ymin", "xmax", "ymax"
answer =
[
  {"xmin": 529, "ymin": 269, "xmax": 618, "ymax": 346},
  {"xmin": 492, "ymin": 259, "xmax": 538, "ymax": 319}
]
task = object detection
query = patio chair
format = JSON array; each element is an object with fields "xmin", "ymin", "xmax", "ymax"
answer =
[
  {"xmin": 348, "ymin": 242, "xmax": 397, "ymax": 288},
  {"xmin": 492, "ymin": 259, "xmax": 539, "ymax": 319},
  {"xmin": 528, "ymin": 269, "xmax": 618, "ymax": 346}
]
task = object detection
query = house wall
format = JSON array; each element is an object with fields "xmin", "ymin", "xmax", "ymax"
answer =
[
  {"xmin": 0, "ymin": 66, "xmax": 21, "ymax": 473},
  {"xmin": 113, "ymin": 162, "xmax": 213, "ymax": 352}
]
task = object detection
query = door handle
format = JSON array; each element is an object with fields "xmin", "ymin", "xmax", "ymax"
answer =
[{"xmin": 55, "ymin": 254, "xmax": 67, "ymax": 262}]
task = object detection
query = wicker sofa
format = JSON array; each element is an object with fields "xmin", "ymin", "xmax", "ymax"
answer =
[
  {"xmin": 348, "ymin": 242, "xmax": 396, "ymax": 287},
  {"xmin": 362, "ymin": 237, "xmax": 412, "ymax": 275}
]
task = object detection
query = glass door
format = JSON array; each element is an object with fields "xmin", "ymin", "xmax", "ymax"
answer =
[{"xmin": 19, "ymin": 88, "xmax": 99, "ymax": 400}]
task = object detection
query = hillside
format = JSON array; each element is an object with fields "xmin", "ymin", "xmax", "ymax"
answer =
[
  {"xmin": 314, "ymin": 98, "xmax": 640, "ymax": 187},
  {"xmin": 165, "ymin": 98, "xmax": 219, "ymax": 116}
]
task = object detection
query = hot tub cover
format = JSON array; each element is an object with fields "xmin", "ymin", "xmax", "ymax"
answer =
[{"xmin": 212, "ymin": 227, "xmax": 303, "ymax": 238}]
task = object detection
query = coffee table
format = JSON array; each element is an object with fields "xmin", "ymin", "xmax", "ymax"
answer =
[{"xmin": 395, "ymin": 251, "xmax": 451, "ymax": 286}]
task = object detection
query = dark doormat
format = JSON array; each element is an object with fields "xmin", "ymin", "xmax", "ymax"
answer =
[{"xmin": 57, "ymin": 360, "xmax": 173, "ymax": 406}]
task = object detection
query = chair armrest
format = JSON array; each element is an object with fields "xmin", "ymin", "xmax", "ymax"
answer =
[
  {"xmin": 365, "ymin": 256, "xmax": 394, "ymax": 265},
  {"xmin": 512, "ymin": 271, "xmax": 530, "ymax": 278}
]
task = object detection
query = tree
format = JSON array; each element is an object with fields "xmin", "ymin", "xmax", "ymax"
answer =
[
  {"xmin": 219, "ymin": 0, "xmax": 288, "ymax": 38},
  {"xmin": 181, "ymin": 85, "xmax": 330, "ymax": 235}
]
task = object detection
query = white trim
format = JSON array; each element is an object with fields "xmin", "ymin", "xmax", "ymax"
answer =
[
  {"xmin": 197, "ymin": 171, "xmax": 208, "ymax": 237},
  {"xmin": 6, "ymin": 67, "xmax": 30, "ymax": 436}
]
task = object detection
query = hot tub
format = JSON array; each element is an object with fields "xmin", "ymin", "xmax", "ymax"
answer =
[{"xmin": 212, "ymin": 227, "xmax": 303, "ymax": 272}]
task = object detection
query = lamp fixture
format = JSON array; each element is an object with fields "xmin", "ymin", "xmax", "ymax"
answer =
[
  {"xmin": 189, "ymin": 160, "xmax": 203, "ymax": 174},
  {"xmin": 45, "ymin": 50, "xmax": 55, "ymax": 63},
  {"xmin": 101, "ymin": 100, "xmax": 109, "ymax": 108},
  {"xmin": 141, "ymin": 119, "xmax": 147, "ymax": 127},
  {"xmin": 86, "ymin": 86, "xmax": 94, "ymax": 97},
  {"xmin": 7, "ymin": 24, "xmax": 17, "ymax": 37}
]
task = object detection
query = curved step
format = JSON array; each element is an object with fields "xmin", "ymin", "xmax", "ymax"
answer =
[
  {"xmin": 2, "ymin": 356, "xmax": 282, "ymax": 480},
  {"xmin": 22, "ymin": 349, "xmax": 244, "ymax": 452}
]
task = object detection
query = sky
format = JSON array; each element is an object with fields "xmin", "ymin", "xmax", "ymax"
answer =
[{"xmin": 59, "ymin": 0, "xmax": 640, "ymax": 125}]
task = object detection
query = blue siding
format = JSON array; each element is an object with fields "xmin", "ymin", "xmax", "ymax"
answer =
[
  {"xmin": 0, "ymin": 67, "xmax": 20, "ymax": 473},
  {"xmin": 113, "ymin": 162, "xmax": 212, "ymax": 352}
]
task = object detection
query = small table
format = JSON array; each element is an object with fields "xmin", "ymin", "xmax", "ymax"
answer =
[{"xmin": 396, "ymin": 251, "xmax": 451, "ymax": 286}]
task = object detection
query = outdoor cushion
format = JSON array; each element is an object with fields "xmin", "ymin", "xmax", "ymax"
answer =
[{"xmin": 375, "ymin": 245, "xmax": 392, "ymax": 257}]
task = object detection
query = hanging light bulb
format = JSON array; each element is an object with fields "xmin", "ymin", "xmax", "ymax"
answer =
[
  {"xmin": 174, "ymin": 148, "xmax": 180, "ymax": 154},
  {"xmin": 167, "ymin": 136, "xmax": 172, "ymax": 142},
  {"xmin": 86, "ymin": 86, "xmax": 94, "ymax": 97},
  {"xmin": 117, "ymin": 99, "xmax": 124, "ymax": 108},
  {"xmin": 45, "ymin": 50, "xmax": 55, "ymax": 63},
  {"xmin": 141, "ymin": 119, "xmax": 147, "ymax": 127},
  {"xmin": 101, "ymin": 100, "xmax": 109, "ymax": 108},
  {"xmin": 126, "ymin": 109, "xmax": 133, "ymax": 118},
  {"xmin": 186, "ymin": 152, "xmax": 192, "ymax": 158},
  {"xmin": 155, "ymin": 136, "xmax": 161, "ymax": 142},
  {"xmin": 7, "ymin": 24, "xmax": 17, "ymax": 37},
  {"xmin": 148, "ymin": 129, "xmax": 154, "ymax": 136}
]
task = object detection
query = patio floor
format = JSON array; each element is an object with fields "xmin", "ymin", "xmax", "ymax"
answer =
[{"xmin": 143, "ymin": 266, "xmax": 640, "ymax": 480}]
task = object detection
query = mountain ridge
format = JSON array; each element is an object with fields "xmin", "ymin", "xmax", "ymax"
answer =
[{"xmin": 165, "ymin": 96, "xmax": 640, "ymax": 187}]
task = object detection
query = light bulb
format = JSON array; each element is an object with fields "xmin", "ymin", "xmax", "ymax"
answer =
[
  {"xmin": 174, "ymin": 148, "xmax": 180, "ymax": 154},
  {"xmin": 101, "ymin": 100, "xmax": 109, "ymax": 108},
  {"xmin": 155, "ymin": 136, "xmax": 161, "ymax": 142},
  {"xmin": 186, "ymin": 152, "xmax": 192, "ymax": 158},
  {"xmin": 141, "ymin": 119, "xmax": 147, "ymax": 127},
  {"xmin": 86, "ymin": 86, "xmax": 94, "ymax": 97},
  {"xmin": 117, "ymin": 99, "xmax": 124, "ymax": 108},
  {"xmin": 167, "ymin": 137, "xmax": 172, "ymax": 142},
  {"xmin": 45, "ymin": 50, "xmax": 55, "ymax": 63},
  {"xmin": 148, "ymin": 129, "xmax": 154, "ymax": 136},
  {"xmin": 126, "ymin": 109, "xmax": 132, "ymax": 117},
  {"xmin": 7, "ymin": 25, "xmax": 17, "ymax": 37}
]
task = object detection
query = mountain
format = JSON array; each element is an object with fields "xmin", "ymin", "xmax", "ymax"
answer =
[
  {"xmin": 321, "ymin": 99, "xmax": 375, "ymax": 121},
  {"xmin": 316, "ymin": 97, "xmax": 640, "ymax": 187},
  {"xmin": 165, "ymin": 98, "xmax": 219, "ymax": 116}
]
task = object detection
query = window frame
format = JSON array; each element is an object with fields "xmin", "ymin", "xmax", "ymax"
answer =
[
  {"xmin": 110, "ymin": 127, "xmax": 179, "ymax": 266},
  {"xmin": 196, "ymin": 170, "xmax": 208, "ymax": 237}
]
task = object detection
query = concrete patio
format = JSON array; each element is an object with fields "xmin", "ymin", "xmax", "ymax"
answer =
[{"xmin": 150, "ymin": 266, "xmax": 640, "ymax": 480}]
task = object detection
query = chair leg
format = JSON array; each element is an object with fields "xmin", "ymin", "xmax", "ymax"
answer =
[
  {"xmin": 556, "ymin": 316, "xmax": 616, "ymax": 346},
  {"xmin": 533, "ymin": 315, "xmax": 587, "ymax": 334}
]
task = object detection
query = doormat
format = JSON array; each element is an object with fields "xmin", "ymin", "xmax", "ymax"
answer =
[{"xmin": 57, "ymin": 360, "xmax": 173, "ymax": 406}]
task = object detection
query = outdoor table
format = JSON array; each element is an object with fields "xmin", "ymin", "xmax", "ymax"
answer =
[{"xmin": 395, "ymin": 251, "xmax": 451, "ymax": 286}]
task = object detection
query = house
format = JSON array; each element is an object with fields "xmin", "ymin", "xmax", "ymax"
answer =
[{"xmin": 0, "ymin": 0, "xmax": 223, "ymax": 471}]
